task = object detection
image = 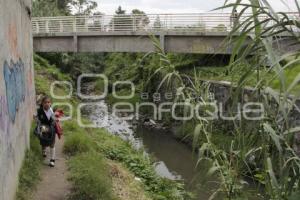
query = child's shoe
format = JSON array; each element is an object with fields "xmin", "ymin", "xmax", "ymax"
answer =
[{"xmin": 49, "ymin": 159, "xmax": 55, "ymax": 167}]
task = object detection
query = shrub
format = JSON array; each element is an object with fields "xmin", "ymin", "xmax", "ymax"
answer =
[
  {"xmin": 63, "ymin": 132, "xmax": 93, "ymax": 156},
  {"xmin": 16, "ymin": 124, "xmax": 43, "ymax": 200},
  {"xmin": 67, "ymin": 153, "xmax": 116, "ymax": 200}
]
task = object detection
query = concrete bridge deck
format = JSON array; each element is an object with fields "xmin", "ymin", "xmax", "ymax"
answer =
[
  {"xmin": 32, "ymin": 13, "xmax": 300, "ymax": 54},
  {"xmin": 33, "ymin": 31, "xmax": 234, "ymax": 54}
]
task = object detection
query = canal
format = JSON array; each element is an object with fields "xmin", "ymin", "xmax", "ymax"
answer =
[{"xmin": 88, "ymin": 101, "xmax": 262, "ymax": 199}]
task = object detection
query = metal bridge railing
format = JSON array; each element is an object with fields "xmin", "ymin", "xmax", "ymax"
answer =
[{"xmin": 32, "ymin": 13, "xmax": 299, "ymax": 34}]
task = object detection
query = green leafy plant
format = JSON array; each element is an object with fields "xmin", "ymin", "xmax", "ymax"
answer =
[{"xmin": 145, "ymin": 1, "xmax": 300, "ymax": 199}]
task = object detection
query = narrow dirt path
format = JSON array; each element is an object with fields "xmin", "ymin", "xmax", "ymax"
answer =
[{"xmin": 33, "ymin": 136, "xmax": 71, "ymax": 200}]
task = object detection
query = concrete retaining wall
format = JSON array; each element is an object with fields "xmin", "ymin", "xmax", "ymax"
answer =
[
  {"xmin": 208, "ymin": 80, "xmax": 300, "ymax": 155},
  {"xmin": 0, "ymin": 0, "xmax": 35, "ymax": 199}
]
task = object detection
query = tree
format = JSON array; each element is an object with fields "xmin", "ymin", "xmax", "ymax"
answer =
[
  {"xmin": 131, "ymin": 9, "xmax": 150, "ymax": 30},
  {"xmin": 212, "ymin": 24, "xmax": 227, "ymax": 32},
  {"xmin": 57, "ymin": 0, "xmax": 72, "ymax": 14},
  {"xmin": 111, "ymin": 6, "xmax": 132, "ymax": 31},
  {"xmin": 115, "ymin": 6, "xmax": 126, "ymax": 15},
  {"xmin": 92, "ymin": 11, "xmax": 104, "ymax": 28},
  {"xmin": 70, "ymin": 0, "xmax": 98, "ymax": 15},
  {"xmin": 153, "ymin": 15, "xmax": 162, "ymax": 30},
  {"xmin": 32, "ymin": 0, "xmax": 71, "ymax": 17},
  {"xmin": 93, "ymin": 11, "xmax": 103, "ymax": 15}
]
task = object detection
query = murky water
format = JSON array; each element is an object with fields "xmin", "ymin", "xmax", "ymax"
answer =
[
  {"xmin": 88, "ymin": 102, "xmax": 262, "ymax": 199},
  {"xmin": 87, "ymin": 102, "xmax": 217, "ymax": 198},
  {"xmin": 134, "ymin": 126, "xmax": 220, "ymax": 199}
]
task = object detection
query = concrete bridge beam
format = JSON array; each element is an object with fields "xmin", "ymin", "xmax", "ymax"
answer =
[{"xmin": 33, "ymin": 32, "xmax": 300, "ymax": 54}]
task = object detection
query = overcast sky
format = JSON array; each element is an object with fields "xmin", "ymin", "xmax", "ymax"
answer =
[{"xmin": 93, "ymin": 0, "xmax": 298, "ymax": 14}]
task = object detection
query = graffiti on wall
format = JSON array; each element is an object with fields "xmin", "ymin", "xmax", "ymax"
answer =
[{"xmin": 3, "ymin": 59, "xmax": 26, "ymax": 123}]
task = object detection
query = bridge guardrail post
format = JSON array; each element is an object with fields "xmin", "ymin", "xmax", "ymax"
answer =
[
  {"xmin": 133, "ymin": 15, "xmax": 136, "ymax": 32},
  {"xmin": 85, "ymin": 16, "xmax": 88, "ymax": 32},
  {"xmin": 100, "ymin": 15, "xmax": 104, "ymax": 32},
  {"xmin": 60, "ymin": 20, "xmax": 63, "ymax": 32},
  {"xmin": 45, "ymin": 20, "xmax": 49, "ymax": 33},
  {"xmin": 35, "ymin": 21, "xmax": 39, "ymax": 34},
  {"xmin": 165, "ymin": 14, "xmax": 168, "ymax": 31},
  {"xmin": 73, "ymin": 17, "xmax": 77, "ymax": 32},
  {"xmin": 101, "ymin": 16, "xmax": 104, "ymax": 32}
]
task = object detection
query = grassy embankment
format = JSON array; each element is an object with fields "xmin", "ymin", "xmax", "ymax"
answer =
[
  {"xmin": 15, "ymin": 124, "xmax": 43, "ymax": 200},
  {"xmin": 16, "ymin": 54, "xmax": 191, "ymax": 200},
  {"xmin": 181, "ymin": 63, "xmax": 300, "ymax": 95}
]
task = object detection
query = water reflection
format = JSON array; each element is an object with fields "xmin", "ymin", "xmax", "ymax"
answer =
[{"xmin": 134, "ymin": 126, "xmax": 216, "ymax": 199}]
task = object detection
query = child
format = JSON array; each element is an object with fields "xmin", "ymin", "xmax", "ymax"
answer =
[{"xmin": 36, "ymin": 96, "xmax": 56, "ymax": 167}]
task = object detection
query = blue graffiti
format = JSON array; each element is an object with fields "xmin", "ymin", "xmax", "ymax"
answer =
[{"xmin": 3, "ymin": 59, "xmax": 26, "ymax": 123}]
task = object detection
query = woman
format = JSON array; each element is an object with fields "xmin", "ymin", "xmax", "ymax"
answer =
[{"xmin": 36, "ymin": 96, "xmax": 56, "ymax": 167}]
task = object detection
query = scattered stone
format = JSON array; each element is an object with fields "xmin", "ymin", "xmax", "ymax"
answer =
[{"xmin": 134, "ymin": 177, "xmax": 142, "ymax": 182}]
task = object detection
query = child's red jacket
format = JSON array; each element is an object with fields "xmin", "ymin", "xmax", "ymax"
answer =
[{"xmin": 54, "ymin": 110, "xmax": 64, "ymax": 139}]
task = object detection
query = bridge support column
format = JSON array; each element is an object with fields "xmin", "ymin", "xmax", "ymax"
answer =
[{"xmin": 73, "ymin": 35, "xmax": 78, "ymax": 52}]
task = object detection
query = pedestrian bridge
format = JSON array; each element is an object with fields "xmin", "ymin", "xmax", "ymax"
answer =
[{"xmin": 32, "ymin": 13, "xmax": 299, "ymax": 54}]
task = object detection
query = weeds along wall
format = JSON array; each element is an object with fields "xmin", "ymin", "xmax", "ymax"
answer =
[{"xmin": 0, "ymin": 0, "xmax": 36, "ymax": 199}]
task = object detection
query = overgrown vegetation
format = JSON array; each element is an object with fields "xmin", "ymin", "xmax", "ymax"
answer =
[
  {"xmin": 31, "ymin": 0, "xmax": 300, "ymax": 199},
  {"xmin": 15, "ymin": 123, "xmax": 42, "ymax": 200},
  {"xmin": 91, "ymin": 128, "xmax": 191, "ymax": 200},
  {"xmin": 32, "ymin": 0, "xmax": 99, "ymax": 17},
  {"xmin": 140, "ymin": 1, "xmax": 300, "ymax": 199},
  {"xmin": 62, "ymin": 119, "xmax": 191, "ymax": 200},
  {"xmin": 67, "ymin": 153, "xmax": 116, "ymax": 200},
  {"xmin": 34, "ymin": 53, "xmax": 191, "ymax": 200}
]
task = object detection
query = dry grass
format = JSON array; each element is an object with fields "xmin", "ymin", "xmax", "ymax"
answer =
[{"xmin": 108, "ymin": 161, "xmax": 151, "ymax": 200}]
